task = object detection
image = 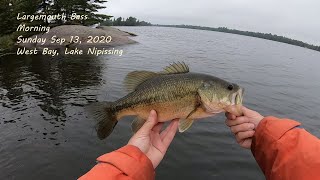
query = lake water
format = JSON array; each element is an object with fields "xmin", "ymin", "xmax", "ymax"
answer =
[{"xmin": 1, "ymin": 26, "xmax": 320, "ymax": 180}]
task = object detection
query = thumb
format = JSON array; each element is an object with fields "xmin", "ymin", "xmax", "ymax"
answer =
[
  {"xmin": 241, "ymin": 106, "xmax": 264, "ymax": 127},
  {"xmin": 242, "ymin": 106, "xmax": 257, "ymax": 116},
  {"xmin": 138, "ymin": 110, "xmax": 158, "ymax": 134}
]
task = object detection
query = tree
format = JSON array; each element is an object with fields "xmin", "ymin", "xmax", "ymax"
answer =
[
  {"xmin": 108, "ymin": 16, "xmax": 151, "ymax": 26},
  {"xmin": 38, "ymin": 0, "xmax": 53, "ymax": 25},
  {"xmin": 0, "ymin": 0, "xmax": 43, "ymax": 36},
  {"xmin": 113, "ymin": 17, "xmax": 123, "ymax": 26},
  {"xmin": 0, "ymin": 0, "xmax": 16, "ymax": 35},
  {"xmin": 76, "ymin": 0, "xmax": 111, "ymax": 26},
  {"xmin": 124, "ymin": 16, "xmax": 137, "ymax": 26},
  {"xmin": 158, "ymin": 24, "xmax": 320, "ymax": 52}
]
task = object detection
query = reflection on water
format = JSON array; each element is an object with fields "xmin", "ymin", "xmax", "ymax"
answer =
[
  {"xmin": 0, "ymin": 55, "xmax": 103, "ymax": 144},
  {"xmin": 1, "ymin": 27, "xmax": 320, "ymax": 180}
]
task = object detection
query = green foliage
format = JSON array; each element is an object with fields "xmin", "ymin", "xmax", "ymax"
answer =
[
  {"xmin": 102, "ymin": 16, "xmax": 152, "ymax": 26},
  {"xmin": 0, "ymin": 34, "xmax": 15, "ymax": 51},
  {"xmin": 0, "ymin": 0, "xmax": 43, "ymax": 51},
  {"xmin": 0, "ymin": 0, "xmax": 33, "ymax": 35},
  {"xmin": 158, "ymin": 25, "xmax": 320, "ymax": 52},
  {"xmin": 100, "ymin": 19, "xmax": 113, "ymax": 26},
  {"xmin": 47, "ymin": 0, "xmax": 111, "ymax": 26},
  {"xmin": 114, "ymin": 17, "xmax": 123, "ymax": 26}
]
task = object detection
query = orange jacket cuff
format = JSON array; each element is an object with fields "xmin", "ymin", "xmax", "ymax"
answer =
[
  {"xmin": 256, "ymin": 116, "xmax": 300, "ymax": 139},
  {"xmin": 252, "ymin": 116, "xmax": 301, "ymax": 152},
  {"xmin": 97, "ymin": 145, "xmax": 155, "ymax": 180},
  {"xmin": 251, "ymin": 116, "xmax": 302, "ymax": 178}
]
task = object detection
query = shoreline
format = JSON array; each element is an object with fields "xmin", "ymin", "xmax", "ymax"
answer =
[{"xmin": 155, "ymin": 24, "xmax": 320, "ymax": 52}]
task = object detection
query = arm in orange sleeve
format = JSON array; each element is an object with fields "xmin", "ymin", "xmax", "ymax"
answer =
[
  {"xmin": 78, "ymin": 145, "xmax": 155, "ymax": 180},
  {"xmin": 251, "ymin": 116, "xmax": 320, "ymax": 180}
]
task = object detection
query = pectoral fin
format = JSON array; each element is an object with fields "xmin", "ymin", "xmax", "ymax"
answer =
[
  {"xmin": 186, "ymin": 105, "xmax": 199, "ymax": 119},
  {"xmin": 131, "ymin": 116, "xmax": 146, "ymax": 133},
  {"xmin": 178, "ymin": 118, "xmax": 194, "ymax": 132}
]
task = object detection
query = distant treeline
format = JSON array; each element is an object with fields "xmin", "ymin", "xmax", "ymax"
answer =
[
  {"xmin": 157, "ymin": 25, "xmax": 320, "ymax": 52},
  {"xmin": 101, "ymin": 17, "xmax": 152, "ymax": 26}
]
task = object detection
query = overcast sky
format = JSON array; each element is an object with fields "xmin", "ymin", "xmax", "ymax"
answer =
[{"xmin": 101, "ymin": 0, "xmax": 320, "ymax": 45}]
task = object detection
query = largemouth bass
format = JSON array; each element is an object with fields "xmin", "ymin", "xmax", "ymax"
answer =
[{"xmin": 88, "ymin": 62, "xmax": 244, "ymax": 139}]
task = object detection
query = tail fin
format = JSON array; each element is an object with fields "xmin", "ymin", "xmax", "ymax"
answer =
[{"xmin": 86, "ymin": 102, "xmax": 118, "ymax": 140}]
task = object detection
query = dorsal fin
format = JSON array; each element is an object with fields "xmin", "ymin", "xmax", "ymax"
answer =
[
  {"xmin": 162, "ymin": 61, "xmax": 189, "ymax": 74},
  {"xmin": 124, "ymin": 71, "xmax": 158, "ymax": 92}
]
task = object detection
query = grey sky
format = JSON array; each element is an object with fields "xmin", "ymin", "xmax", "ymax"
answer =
[{"xmin": 101, "ymin": 0, "xmax": 320, "ymax": 45}]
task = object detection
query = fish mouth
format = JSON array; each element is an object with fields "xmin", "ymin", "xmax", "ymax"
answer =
[
  {"xmin": 233, "ymin": 88, "xmax": 244, "ymax": 105},
  {"xmin": 225, "ymin": 88, "xmax": 244, "ymax": 116}
]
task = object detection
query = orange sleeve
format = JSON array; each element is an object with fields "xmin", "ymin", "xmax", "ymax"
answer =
[
  {"xmin": 78, "ymin": 145, "xmax": 155, "ymax": 180},
  {"xmin": 251, "ymin": 116, "xmax": 320, "ymax": 180}
]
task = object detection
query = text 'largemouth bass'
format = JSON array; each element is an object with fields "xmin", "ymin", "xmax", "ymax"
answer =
[{"xmin": 87, "ymin": 62, "xmax": 244, "ymax": 139}]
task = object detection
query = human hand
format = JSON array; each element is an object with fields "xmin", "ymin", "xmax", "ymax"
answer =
[
  {"xmin": 225, "ymin": 106, "xmax": 264, "ymax": 149},
  {"xmin": 128, "ymin": 110, "xmax": 179, "ymax": 169}
]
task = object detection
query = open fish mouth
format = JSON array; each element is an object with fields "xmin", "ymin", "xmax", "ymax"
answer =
[
  {"xmin": 225, "ymin": 88, "xmax": 244, "ymax": 116},
  {"xmin": 232, "ymin": 88, "xmax": 244, "ymax": 106}
]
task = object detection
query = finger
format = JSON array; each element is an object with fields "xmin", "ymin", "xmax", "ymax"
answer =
[
  {"xmin": 225, "ymin": 104, "xmax": 243, "ymax": 116},
  {"xmin": 235, "ymin": 130, "xmax": 255, "ymax": 143},
  {"xmin": 162, "ymin": 119, "xmax": 179, "ymax": 147},
  {"xmin": 225, "ymin": 112, "xmax": 236, "ymax": 120},
  {"xmin": 153, "ymin": 122, "xmax": 164, "ymax": 133},
  {"xmin": 230, "ymin": 123, "xmax": 255, "ymax": 134},
  {"xmin": 225, "ymin": 116, "xmax": 250, "ymax": 126},
  {"xmin": 239, "ymin": 138, "xmax": 252, "ymax": 149},
  {"xmin": 160, "ymin": 119, "xmax": 178, "ymax": 139},
  {"xmin": 138, "ymin": 110, "xmax": 158, "ymax": 134}
]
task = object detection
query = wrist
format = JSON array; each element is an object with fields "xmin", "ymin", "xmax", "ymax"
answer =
[
  {"xmin": 146, "ymin": 151, "xmax": 162, "ymax": 169},
  {"xmin": 253, "ymin": 116, "xmax": 264, "ymax": 129}
]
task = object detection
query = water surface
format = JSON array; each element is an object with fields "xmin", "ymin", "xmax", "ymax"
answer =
[{"xmin": 1, "ymin": 26, "xmax": 320, "ymax": 180}]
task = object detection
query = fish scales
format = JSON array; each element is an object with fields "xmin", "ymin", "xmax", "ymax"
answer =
[{"xmin": 113, "ymin": 73, "xmax": 206, "ymax": 111}]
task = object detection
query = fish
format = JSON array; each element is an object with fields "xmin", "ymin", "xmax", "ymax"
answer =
[{"xmin": 87, "ymin": 62, "xmax": 244, "ymax": 139}]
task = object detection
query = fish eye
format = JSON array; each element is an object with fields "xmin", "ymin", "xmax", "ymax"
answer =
[{"xmin": 227, "ymin": 84, "xmax": 234, "ymax": 91}]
